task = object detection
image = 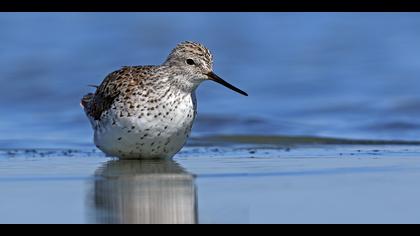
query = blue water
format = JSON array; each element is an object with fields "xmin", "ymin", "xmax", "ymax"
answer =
[
  {"xmin": 3, "ymin": 145, "xmax": 420, "ymax": 223},
  {"xmin": 2, "ymin": 13, "xmax": 420, "ymax": 149},
  {"xmin": 3, "ymin": 13, "xmax": 420, "ymax": 224}
]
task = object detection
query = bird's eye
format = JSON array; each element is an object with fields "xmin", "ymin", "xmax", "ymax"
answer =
[{"xmin": 186, "ymin": 59, "xmax": 195, "ymax": 65}]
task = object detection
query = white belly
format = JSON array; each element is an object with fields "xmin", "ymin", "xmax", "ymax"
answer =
[{"xmin": 92, "ymin": 94, "xmax": 197, "ymax": 159}]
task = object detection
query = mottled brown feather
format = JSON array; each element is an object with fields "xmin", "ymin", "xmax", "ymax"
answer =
[{"xmin": 82, "ymin": 66, "xmax": 156, "ymax": 120}]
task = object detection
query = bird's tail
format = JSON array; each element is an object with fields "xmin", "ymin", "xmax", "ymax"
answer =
[{"xmin": 80, "ymin": 93, "xmax": 94, "ymax": 109}]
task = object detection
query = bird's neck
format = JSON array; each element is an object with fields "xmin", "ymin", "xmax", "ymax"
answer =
[
  {"xmin": 159, "ymin": 66, "xmax": 200, "ymax": 95},
  {"xmin": 168, "ymin": 75, "xmax": 199, "ymax": 95}
]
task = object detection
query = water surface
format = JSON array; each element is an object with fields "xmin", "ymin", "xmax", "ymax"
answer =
[{"xmin": 2, "ymin": 141, "xmax": 420, "ymax": 223}]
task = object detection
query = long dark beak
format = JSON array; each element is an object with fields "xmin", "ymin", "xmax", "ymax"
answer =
[{"xmin": 206, "ymin": 72, "xmax": 248, "ymax": 96}]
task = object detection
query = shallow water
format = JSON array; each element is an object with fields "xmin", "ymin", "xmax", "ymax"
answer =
[
  {"xmin": 2, "ymin": 13, "xmax": 420, "ymax": 223},
  {"xmin": 2, "ymin": 140, "xmax": 420, "ymax": 223}
]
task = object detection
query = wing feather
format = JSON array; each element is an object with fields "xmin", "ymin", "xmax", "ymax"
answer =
[{"xmin": 81, "ymin": 66, "xmax": 155, "ymax": 120}]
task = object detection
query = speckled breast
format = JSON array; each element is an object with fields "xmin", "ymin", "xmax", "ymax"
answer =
[{"xmin": 92, "ymin": 93, "xmax": 197, "ymax": 159}]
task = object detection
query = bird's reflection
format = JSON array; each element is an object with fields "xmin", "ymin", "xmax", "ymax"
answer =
[{"xmin": 91, "ymin": 159, "xmax": 197, "ymax": 224}]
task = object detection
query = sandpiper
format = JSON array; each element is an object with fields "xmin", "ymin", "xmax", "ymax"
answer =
[{"xmin": 81, "ymin": 41, "xmax": 247, "ymax": 159}]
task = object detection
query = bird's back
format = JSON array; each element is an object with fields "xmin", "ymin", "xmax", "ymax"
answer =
[{"xmin": 81, "ymin": 65, "xmax": 159, "ymax": 122}]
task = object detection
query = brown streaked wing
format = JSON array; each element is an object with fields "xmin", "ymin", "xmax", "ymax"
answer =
[{"xmin": 81, "ymin": 66, "xmax": 153, "ymax": 120}]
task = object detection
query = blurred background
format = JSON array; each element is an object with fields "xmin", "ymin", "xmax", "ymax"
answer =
[{"xmin": 1, "ymin": 12, "xmax": 420, "ymax": 149}]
